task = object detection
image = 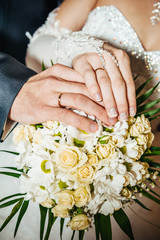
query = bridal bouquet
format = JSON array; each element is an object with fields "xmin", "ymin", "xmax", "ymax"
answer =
[{"xmin": 0, "ymin": 77, "xmax": 160, "ymax": 240}]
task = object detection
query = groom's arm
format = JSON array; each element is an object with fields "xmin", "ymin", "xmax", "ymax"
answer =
[{"xmin": 0, "ymin": 52, "xmax": 36, "ymax": 141}]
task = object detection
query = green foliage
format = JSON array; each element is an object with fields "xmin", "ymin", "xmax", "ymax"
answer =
[
  {"xmin": 60, "ymin": 218, "xmax": 65, "ymax": 240},
  {"xmin": 39, "ymin": 205, "xmax": 48, "ymax": 240},
  {"xmin": 73, "ymin": 138, "xmax": 85, "ymax": 147}
]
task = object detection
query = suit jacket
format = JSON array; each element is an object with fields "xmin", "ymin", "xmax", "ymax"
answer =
[{"xmin": 0, "ymin": 0, "xmax": 60, "ymax": 140}]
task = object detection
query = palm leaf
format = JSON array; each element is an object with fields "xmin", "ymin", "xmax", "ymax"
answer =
[
  {"xmin": 14, "ymin": 200, "xmax": 29, "ymax": 237},
  {"xmin": 136, "ymin": 77, "xmax": 152, "ymax": 96},
  {"xmin": 148, "ymin": 161, "xmax": 160, "ymax": 168},
  {"xmin": 136, "ymin": 81, "xmax": 160, "ymax": 106},
  {"xmin": 0, "ymin": 198, "xmax": 24, "ymax": 209},
  {"xmin": 113, "ymin": 208, "xmax": 134, "ymax": 240},
  {"xmin": 50, "ymin": 59, "xmax": 54, "ymax": 66},
  {"xmin": 39, "ymin": 205, "xmax": 48, "ymax": 240},
  {"xmin": 0, "ymin": 193, "xmax": 26, "ymax": 203},
  {"xmin": 0, "ymin": 171, "xmax": 21, "ymax": 178},
  {"xmin": 94, "ymin": 214, "xmax": 100, "ymax": 240},
  {"xmin": 148, "ymin": 187, "xmax": 160, "ymax": 198},
  {"xmin": 144, "ymin": 151, "xmax": 160, "ymax": 156},
  {"xmin": 42, "ymin": 61, "xmax": 46, "ymax": 71},
  {"xmin": 0, "ymin": 199, "xmax": 23, "ymax": 231},
  {"xmin": 60, "ymin": 218, "xmax": 65, "ymax": 240},
  {"xmin": 149, "ymin": 114, "xmax": 160, "ymax": 121},
  {"xmin": 137, "ymin": 98, "xmax": 160, "ymax": 114},
  {"xmin": 134, "ymin": 74, "xmax": 140, "ymax": 81},
  {"xmin": 138, "ymin": 188, "xmax": 160, "ymax": 204},
  {"xmin": 150, "ymin": 146, "xmax": 160, "ymax": 151},
  {"xmin": 134, "ymin": 199, "xmax": 152, "ymax": 211},
  {"xmin": 44, "ymin": 209, "xmax": 57, "ymax": 240},
  {"xmin": 98, "ymin": 214, "xmax": 112, "ymax": 240},
  {"xmin": 0, "ymin": 150, "xmax": 20, "ymax": 155},
  {"xmin": 79, "ymin": 230, "xmax": 85, "ymax": 240},
  {"xmin": 139, "ymin": 108, "xmax": 160, "ymax": 118}
]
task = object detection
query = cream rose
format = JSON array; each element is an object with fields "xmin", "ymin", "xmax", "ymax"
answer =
[
  {"xmin": 129, "ymin": 114, "xmax": 151, "ymax": 137},
  {"xmin": 40, "ymin": 198, "xmax": 55, "ymax": 208},
  {"xmin": 57, "ymin": 149, "xmax": 79, "ymax": 172},
  {"xmin": 77, "ymin": 164, "xmax": 95, "ymax": 184},
  {"xmin": 74, "ymin": 187, "xmax": 91, "ymax": 207},
  {"xmin": 51, "ymin": 205, "xmax": 69, "ymax": 218},
  {"xmin": 96, "ymin": 140, "xmax": 116, "ymax": 159},
  {"xmin": 55, "ymin": 190, "xmax": 74, "ymax": 209},
  {"xmin": 68, "ymin": 214, "xmax": 91, "ymax": 230},
  {"xmin": 87, "ymin": 153, "xmax": 98, "ymax": 167}
]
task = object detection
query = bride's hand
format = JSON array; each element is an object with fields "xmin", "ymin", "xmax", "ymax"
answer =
[
  {"xmin": 72, "ymin": 43, "xmax": 136, "ymax": 124},
  {"xmin": 9, "ymin": 64, "xmax": 109, "ymax": 133}
]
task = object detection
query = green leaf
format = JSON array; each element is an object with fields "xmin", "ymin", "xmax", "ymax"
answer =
[
  {"xmin": 14, "ymin": 200, "xmax": 29, "ymax": 237},
  {"xmin": 140, "ymin": 157, "xmax": 153, "ymax": 163},
  {"xmin": 42, "ymin": 61, "xmax": 46, "ymax": 71},
  {"xmin": 144, "ymin": 151, "xmax": 160, "ymax": 156},
  {"xmin": 136, "ymin": 81, "xmax": 160, "ymax": 106},
  {"xmin": 0, "ymin": 193, "xmax": 26, "ymax": 203},
  {"xmin": 58, "ymin": 180, "xmax": 69, "ymax": 189},
  {"xmin": 44, "ymin": 209, "xmax": 57, "ymax": 240},
  {"xmin": 79, "ymin": 230, "xmax": 85, "ymax": 240},
  {"xmin": 71, "ymin": 230, "xmax": 75, "ymax": 240},
  {"xmin": 0, "ymin": 198, "xmax": 24, "ymax": 209},
  {"xmin": 50, "ymin": 59, "xmax": 54, "ymax": 66},
  {"xmin": 137, "ymin": 98, "xmax": 160, "ymax": 114},
  {"xmin": 148, "ymin": 187, "xmax": 160, "ymax": 198},
  {"xmin": 134, "ymin": 199, "xmax": 152, "ymax": 211},
  {"xmin": 103, "ymin": 127, "xmax": 114, "ymax": 133},
  {"xmin": 39, "ymin": 205, "xmax": 48, "ymax": 240},
  {"xmin": 60, "ymin": 218, "xmax": 65, "ymax": 240},
  {"xmin": 35, "ymin": 123, "xmax": 43, "ymax": 129},
  {"xmin": 73, "ymin": 138, "xmax": 85, "ymax": 147},
  {"xmin": 150, "ymin": 146, "xmax": 160, "ymax": 151},
  {"xmin": 113, "ymin": 208, "xmax": 134, "ymax": 240},
  {"xmin": 0, "ymin": 171, "xmax": 21, "ymax": 178},
  {"xmin": 0, "ymin": 199, "xmax": 23, "ymax": 232},
  {"xmin": 94, "ymin": 214, "xmax": 100, "ymax": 240},
  {"xmin": 136, "ymin": 77, "xmax": 152, "ymax": 96},
  {"xmin": 0, "ymin": 150, "xmax": 20, "ymax": 155},
  {"xmin": 98, "ymin": 214, "xmax": 112, "ymax": 240},
  {"xmin": 138, "ymin": 108, "xmax": 160, "ymax": 118},
  {"xmin": 119, "ymin": 146, "xmax": 127, "ymax": 154},
  {"xmin": 2, "ymin": 167, "xmax": 23, "ymax": 172}
]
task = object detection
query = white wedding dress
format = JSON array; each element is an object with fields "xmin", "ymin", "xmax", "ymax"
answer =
[{"xmin": 0, "ymin": 5, "xmax": 160, "ymax": 240}]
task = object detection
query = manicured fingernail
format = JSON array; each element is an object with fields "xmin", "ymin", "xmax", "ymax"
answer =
[
  {"xmin": 129, "ymin": 107, "xmax": 136, "ymax": 116},
  {"xmin": 109, "ymin": 118, "xmax": 116, "ymax": 125},
  {"xmin": 95, "ymin": 93, "xmax": 102, "ymax": 102},
  {"xmin": 109, "ymin": 108, "xmax": 118, "ymax": 117},
  {"xmin": 90, "ymin": 123, "xmax": 98, "ymax": 132},
  {"xmin": 119, "ymin": 112, "xmax": 128, "ymax": 121}
]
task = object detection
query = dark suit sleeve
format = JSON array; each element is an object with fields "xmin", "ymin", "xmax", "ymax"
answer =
[{"xmin": 0, "ymin": 52, "xmax": 36, "ymax": 141}]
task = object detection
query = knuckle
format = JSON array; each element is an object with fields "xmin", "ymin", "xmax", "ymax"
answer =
[
  {"xmin": 113, "ymin": 79, "xmax": 125, "ymax": 89},
  {"xmin": 43, "ymin": 78, "xmax": 53, "ymax": 88},
  {"xmin": 74, "ymin": 94, "xmax": 86, "ymax": 106}
]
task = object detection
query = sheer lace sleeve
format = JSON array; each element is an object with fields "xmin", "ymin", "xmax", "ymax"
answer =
[{"xmin": 26, "ymin": 9, "xmax": 104, "ymax": 72}]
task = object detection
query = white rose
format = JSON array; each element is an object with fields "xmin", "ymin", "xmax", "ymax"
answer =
[
  {"xmin": 43, "ymin": 120, "xmax": 59, "ymax": 129},
  {"xmin": 68, "ymin": 214, "xmax": 91, "ymax": 230},
  {"xmin": 74, "ymin": 186, "xmax": 91, "ymax": 207},
  {"xmin": 96, "ymin": 140, "xmax": 116, "ymax": 159},
  {"xmin": 57, "ymin": 149, "xmax": 78, "ymax": 171},
  {"xmin": 55, "ymin": 190, "xmax": 74, "ymax": 209},
  {"xmin": 51, "ymin": 205, "xmax": 69, "ymax": 218},
  {"xmin": 33, "ymin": 129, "xmax": 42, "ymax": 145}
]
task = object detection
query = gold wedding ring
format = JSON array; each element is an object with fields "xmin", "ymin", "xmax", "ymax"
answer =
[
  {"xmin": 58, "ymin": 93, "xmax": 64, "ymax": 108},
  {"xmin": 94, "ymin": 67, "xmax": 105, "ymax": 72}
]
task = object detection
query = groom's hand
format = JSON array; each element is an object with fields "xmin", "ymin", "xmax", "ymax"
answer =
[{"xmin": 9, "ymin": 64, "xmax": 111, "ymax": 133}]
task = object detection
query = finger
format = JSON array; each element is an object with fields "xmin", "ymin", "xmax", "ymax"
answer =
[
  {"xmin": 32, "ymin": 64, "xmax": 84, "ymax": 83},
  {"xmin": 113, "ymin": 50, "xmax": 136, "ymax": 116},
  {"xmin": 43, "ymin": 107, "xmax": 99, "ymax": 133},
  {"xmin": 103, "ymin": 51, "xmax": 129, "ymax": 121},
  {"xmin": 73, "ymin": 55, "xmax": 103, "ymax": 102},
  {"xmin": 95, "ymin": 69, "xmax": 118, "ymax": 125},
  {"xmin": 59, "ymin": 93, "xmax": 111, "ymax": 125}
]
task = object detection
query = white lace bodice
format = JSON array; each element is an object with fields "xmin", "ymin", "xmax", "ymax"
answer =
[{"xmin": 82, "ymin": 5, "xmax": 160, "ymax": 101}]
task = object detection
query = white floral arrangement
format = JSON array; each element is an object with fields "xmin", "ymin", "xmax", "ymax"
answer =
[{"xmin": 0, "ymin": 78, "xmax": 160, "ymax": 240}]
